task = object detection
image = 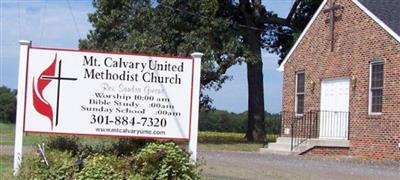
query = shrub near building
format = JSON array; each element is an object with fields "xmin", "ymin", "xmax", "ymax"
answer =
[{"xmin": 17, "ymin": 137, "xmax": 201, "ymax": 179}]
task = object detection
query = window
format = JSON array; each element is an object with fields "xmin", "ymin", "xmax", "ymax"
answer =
[
  {"xmin": 369, "ymin": 61, "xmax": 384, "ymax": 114},
  {"xmin": 295, "ymin": 71, "xmax": 305, "ymax": 115}
]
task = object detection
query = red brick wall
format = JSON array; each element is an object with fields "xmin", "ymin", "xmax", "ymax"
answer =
[
  {"xmin": 301, "ymin": 147, "xmax": 349, "ymax": 156},
  {"xmin": 281, "ymin": 0, "xmax": 400, "ymax": 160}
]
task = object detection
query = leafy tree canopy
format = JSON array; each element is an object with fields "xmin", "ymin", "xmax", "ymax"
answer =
[
  {"xmin": 80, "ymin": 0, "xmax": 247, "ymax": 108},
  {"xmin": 0, "ymin": 86, "xmax": 17, "ymax": 123}
]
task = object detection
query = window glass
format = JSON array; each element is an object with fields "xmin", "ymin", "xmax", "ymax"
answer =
[
  {"xmin": 370, "ymin": 62, "xmax": 383, "ymax": 113},
  {"xmin": 296, "ymin": 72, "xmax": 305, "ymax": 114}
]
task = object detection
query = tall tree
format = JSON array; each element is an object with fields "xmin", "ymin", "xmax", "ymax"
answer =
[
  {"xmin": 0, "ymin": 86, "xmax": 17, "ymax": 123},
  {"xmin": 80, "ymin": 0, "xmax": 322, "ymax": 142},
  {"xmin": 215, "ymin": 0, "xmax": 322, "ymax": 141},
  {"xmin": 236, "ymin": 0, "xmax": 322, "ymax": 141},
  {"xmin": 80, "ymin": 0, "xmax": 245, "ymax": 109}
]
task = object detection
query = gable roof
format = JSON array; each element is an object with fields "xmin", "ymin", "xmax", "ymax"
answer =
[
  {"xmin": 357, "ymin": 0, "xmax": 400, "ymax": 35},
  {"xmin": 352, "ymin": 0, "xmax": 400, "ymax": 42},
  {"xmin": 277, "ymin": 0, "xmax": 400, "ymax": 72}
]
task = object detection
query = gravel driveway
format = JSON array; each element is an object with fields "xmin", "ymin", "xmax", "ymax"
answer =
[
  {"xmin": 2, "ymin": 146, "xmax": 399, "ymax": 179},
  {"xmin": 199, "ymin": 150, "xmax": 400, "ymax": 180}
]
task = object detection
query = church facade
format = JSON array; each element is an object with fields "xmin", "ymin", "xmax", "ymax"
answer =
[{"xmin": 277, "ymin": 0, "xmax": 400, "ymax": 160}]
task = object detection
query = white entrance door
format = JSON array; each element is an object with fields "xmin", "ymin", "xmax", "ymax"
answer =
[{"xmin": 319, "ymin": 78, "xmax": 350, "ymax": 139}]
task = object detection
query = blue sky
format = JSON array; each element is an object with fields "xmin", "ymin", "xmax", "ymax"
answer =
[{"xmin": 0, "ymin": 0, "xmax": 293, "ymax": 113}]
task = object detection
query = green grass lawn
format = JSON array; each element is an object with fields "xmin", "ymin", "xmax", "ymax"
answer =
[
  {"xmin": 0, "ymin": 155, "xmax": 13, "ymax": 179},
  {"xmin": 0, "ymin": 122, "xmax": 48, "ymax": 146},
  {"xmin": 197, "ymin": 131, "xmax": 277, "ymax": 152},
  {"xmin": 1, "ymin": 122, "xmax": 277, "ymax": 147}
]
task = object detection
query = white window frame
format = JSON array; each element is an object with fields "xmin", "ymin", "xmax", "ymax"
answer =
[
  {"xmin": 295, "ymin": 71, "xmax": 305, "ymax": 116},
  {"xmin": 368, "ymin": 60, "xmax": 384, "ymax": 115}
]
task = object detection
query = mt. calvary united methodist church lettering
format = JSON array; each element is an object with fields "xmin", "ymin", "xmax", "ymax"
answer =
[
  {"xmin": 83, "ymin": 56, "xmax": 184, "ymax": 84},
  {"xmin": 264, "ymin": 0, "xmax": 400, "ymax": 160}
]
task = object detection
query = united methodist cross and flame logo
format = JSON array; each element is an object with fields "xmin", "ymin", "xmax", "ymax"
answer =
[{"xmin": 32, "ymin": 54, "xmax": 77, "ymax": 130}]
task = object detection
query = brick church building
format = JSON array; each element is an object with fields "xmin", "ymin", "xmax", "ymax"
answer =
[{"xmin": 264, "ymin": 0, "xmax": 400, "ymax": 160}]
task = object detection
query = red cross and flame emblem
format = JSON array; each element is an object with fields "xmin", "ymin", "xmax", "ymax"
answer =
[{"xmin": 32, "ymin": 54, "xmax": 77, "ymax": 130}]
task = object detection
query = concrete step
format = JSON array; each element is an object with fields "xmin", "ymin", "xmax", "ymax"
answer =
[
  {"xmin": 259, "ymin": 148, "xmax": 293, "ymax": 155},
  {"xmin": 261, "ymin": 138, "xmax": 350, "ymax": 155},
  {"xmin": 267, "ymin": 143, "xmax": 292, "ymax": 152},
  {"xmin": 275, "ymin": 137, "xmax": 292, "ymax": 144},
  {"xmin": 259, "ymin": 136, "xmax": 293, "ymax": 155}
]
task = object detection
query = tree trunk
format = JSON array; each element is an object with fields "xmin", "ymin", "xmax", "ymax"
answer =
[
  {"xmin": 246, "ymin": 66, "xmax": 266, "ymax": 142},
  {"xmin": 240, "ymin": 0, "xmax": 266, "ymax": 142},
  {"xmin": 244, "ymin": 31, "xmax": 266, "ymax": 142}
]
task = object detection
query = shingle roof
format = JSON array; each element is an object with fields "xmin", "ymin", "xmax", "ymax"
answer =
[
  {"xmin": 358, "ymin": 0, "xmax": 400, "ymax": 36},
  {"xmin": 277, "ymin": 0, "xmax": 400, "ymax": 71}
]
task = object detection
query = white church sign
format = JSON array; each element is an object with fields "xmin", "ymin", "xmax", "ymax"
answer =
[{"xmin": 14, "ymin": 40, "xmax": 202, "ymax": 174}]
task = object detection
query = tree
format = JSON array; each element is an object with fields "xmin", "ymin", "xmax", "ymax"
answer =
[
  {"xmin": 210, "ymin": 0, "xmax": 322, "ymax": 142},
  {"xmin": 79, "ymin": 0, "xmax": 245, "ymax": 109},
  {"xmin": 80, "ymin": 0, "xmax": 322, "ymax": 142},
  {"xmin": 0, "ymin": 86, "xmax": 17, "ymax": 123},
  {"xmin": 268, "ymin": 0, "xmax": 323, "ymax": 64}
]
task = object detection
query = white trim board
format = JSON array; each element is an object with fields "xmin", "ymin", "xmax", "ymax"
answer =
[{"xmin": 277, "ymin": 0, "xmax": 400, "ymax": 72}]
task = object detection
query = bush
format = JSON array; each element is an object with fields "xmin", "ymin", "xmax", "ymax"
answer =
[
  {"xmin": 45, "ymin": 136, "xmax": 148, "ymax": 157},
  {"xmin": 46, "ymin": 136, "xmax": 81, "ymax": 155},
  {"xmin": 109, "ymin": 138, "xmax": 149, "ymax": 156},
  {"xmin": 74, "ymin": 154, "xmax": 134, "ymax": 179},
  {"xmin": 133, "ymin": 142, "xmax": 201, "ymax": 180},
  {"xmin": 17, "ymin": 150, "xmax": 76, "ymax": 180},
  {"xmin": 17, "ymin": 140, "xmax": 201, "ymax": 179}
]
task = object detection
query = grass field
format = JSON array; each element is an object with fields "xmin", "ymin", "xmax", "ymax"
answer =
[
  {"xmin": 0, "ymin": 122, "xmax": 49, "ymax": 146},
  {"xmin": 197, "ymin": 131, "xmax": 278, "ymax": 151},
  {"xmin": 1, "ymin": 122, "xmax": 276, "ymax": 148},
  {"xmin": 0, "ymin": 122, "xmax": 125, "ymax": 146},
  {"xmin": 0, "ymin": 155, "xmax": 13, "ymax": 179},
  {"xmin": 0, "ymin": 122, "xmax": 277, "ymax": 178}
]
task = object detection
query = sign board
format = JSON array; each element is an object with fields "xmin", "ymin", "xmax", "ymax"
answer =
[
  {"xmin": 23, "ymin": 47, "xmax": 195, "ymax": 140},
  {"xmin": 14, "ymin": 40, "xmax": 202, "ymax": 175}
]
